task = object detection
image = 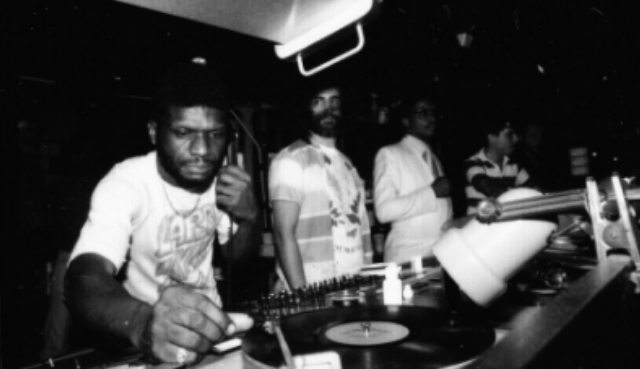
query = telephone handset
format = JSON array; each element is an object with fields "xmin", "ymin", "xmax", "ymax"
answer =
[
  {"xmin": 226, "ymin": 129, "xmax": 239, "ymax": 167},
  {"xmin": 222, "ymin": 127, "xmax": 239, "ymax": 305}
]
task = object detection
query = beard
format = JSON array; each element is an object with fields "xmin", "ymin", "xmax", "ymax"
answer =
[
  {"xmin": 309, "ymin": 111, "xmax": 341, "ymax": 138},
  {"xmin": 157, "ymin": 149, "xmax": 219, "ymax": 192}
]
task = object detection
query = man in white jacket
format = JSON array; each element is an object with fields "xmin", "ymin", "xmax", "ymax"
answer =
[{"xmin": 373, "ymin": 94, "xmax": 452, "ymax": 263}]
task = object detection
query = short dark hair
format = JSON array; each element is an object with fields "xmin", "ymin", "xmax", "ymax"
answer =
[
  {"xmin": 151, "ymin": 63, "xmax": 230, "ymax": 126},
  {"xmin": 481, "ymin": 110, "xmax": 515, "ymax": 137},
  {"xmin": 302, "ymin": 78, "xmax": 342, "ymax": 105},
  {"xmin": 400, "ymin": 93, "xmax": 439, "ymax": 119}
]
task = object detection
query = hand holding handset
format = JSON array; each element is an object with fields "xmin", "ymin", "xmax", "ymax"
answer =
[{"xmin": 215, "ymin": 129, "xmax": 257, "ymax": 222}]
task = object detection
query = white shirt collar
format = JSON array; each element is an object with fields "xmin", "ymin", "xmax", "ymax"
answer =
[
  {"xmin": 309, "ymin": 132, "xmax": 337, "ymax": 149},
  {"xmin": 401, "ymin": 134, "xmax": 431, "ymax": 154}
]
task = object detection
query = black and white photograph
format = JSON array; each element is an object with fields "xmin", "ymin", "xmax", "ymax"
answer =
[{"xmin": 4, "ymin": 1, "xmax": 640, "ymax": 368}]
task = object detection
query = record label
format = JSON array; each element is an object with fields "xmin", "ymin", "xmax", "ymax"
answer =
[{"xmin": 325, "ymin": 321, "xmax": 410, "ymax": 346}]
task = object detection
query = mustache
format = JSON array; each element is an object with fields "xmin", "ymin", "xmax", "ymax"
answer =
[
  {"xmin": 183, "ymin": 157, "xmax": 217, "ymax": 166},
  {"xmin": 324, "ymin": 109, "xmax": 341, "ymax": 118},
  {"xmin": 316, "ymin": 110, "xmax": 341, "ymax": 121}
]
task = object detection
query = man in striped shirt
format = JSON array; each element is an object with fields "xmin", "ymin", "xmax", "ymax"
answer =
[
  {"xmin": 464, "ymin": 120, "xmax": 531, "ymax": 214},
  {"xmin": 269, "ymin": 83, "xmax": 372, "ymax": 290}
]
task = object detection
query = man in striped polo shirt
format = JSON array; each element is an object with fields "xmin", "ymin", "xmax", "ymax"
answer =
[
  {"xmin": 464, "ymin": 120, "xmax": 531, "ymax": 214},
  {"xmin": 269, "ymin": 83, "xmax": 372, "ymax": 290}
]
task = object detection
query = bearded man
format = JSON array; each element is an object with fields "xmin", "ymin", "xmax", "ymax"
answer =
[{"xmin": 268, "ymin": 83, "xmax": 372, "ymax": 290}]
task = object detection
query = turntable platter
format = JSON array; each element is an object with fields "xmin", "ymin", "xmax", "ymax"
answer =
[{"xmin": 242, "ymin": 306, "xmax": 495, "ymax": 369}]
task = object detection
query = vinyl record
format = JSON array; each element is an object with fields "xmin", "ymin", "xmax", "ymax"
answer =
[{"xmin": 242, "ymin": 306, "xmax": 495, "ymax": 369}]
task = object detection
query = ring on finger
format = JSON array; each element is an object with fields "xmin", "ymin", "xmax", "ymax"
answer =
[{"xmin": 176, "ymin": 348, "xmax": 188, "ymax": 364}]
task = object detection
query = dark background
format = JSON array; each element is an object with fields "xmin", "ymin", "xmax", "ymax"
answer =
[{"xmin": 4, "ymin": 0, "xmax": 640, "ymax": 367}]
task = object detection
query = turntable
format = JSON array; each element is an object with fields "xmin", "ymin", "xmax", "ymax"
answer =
[
  {"xmin": 241, "ymin": 176, "xmax": 640, "ymax": 369},
  {"xmin": 242, "ymin": 305, "xmax": 496, "ymax": 369}
]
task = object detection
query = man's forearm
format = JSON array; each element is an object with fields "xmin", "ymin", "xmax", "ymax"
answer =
[
  {"xmin": 375, "ymin": 185, "xmax": 439, "ymax": 223},
  {"xmin": 473, "ymin": 176, "xmax": 511, "ymax": 198},
  {"xmin": 65, "ymin": 256, "xmax": 152, "ymax": 350},
  {"xmin": 270, "ymin": 201, "xmax": 305, "ymax": 289},
  {"xmin": 274, "ymin": 237, "xmax": 306, "ymax": 289}
]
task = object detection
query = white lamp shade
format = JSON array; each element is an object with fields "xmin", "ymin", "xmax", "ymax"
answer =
[{"xmin": 434, "ymin": 188, "xmax": 558, "ymax": 306}]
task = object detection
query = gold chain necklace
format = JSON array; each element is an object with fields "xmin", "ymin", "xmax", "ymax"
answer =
[{"xmin": 161, "ymin": 182, "xmax": 202, "ymax": 218}]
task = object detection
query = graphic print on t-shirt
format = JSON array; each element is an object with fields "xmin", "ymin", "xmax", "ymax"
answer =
[
  {"xmin": 321, "ymin": 148, "xmax": 364, "ymax": 276},
  {"xmin": 323, "ymin": 152, "xmax": 362, "ymax": 247},
  {"xmin": 155, "ymin": 203, "xmax": 217, "ymax": 290}
]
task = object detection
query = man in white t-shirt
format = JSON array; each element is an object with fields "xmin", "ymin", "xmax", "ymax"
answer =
[{"xmin": 65, "ymin": 64, "xmax": 258, "ymax": 365}]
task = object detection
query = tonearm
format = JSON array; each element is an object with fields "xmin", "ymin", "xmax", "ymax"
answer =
[{"xmin": 476, "ymin": 175, "xmax": 640, "ymax": 283}]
